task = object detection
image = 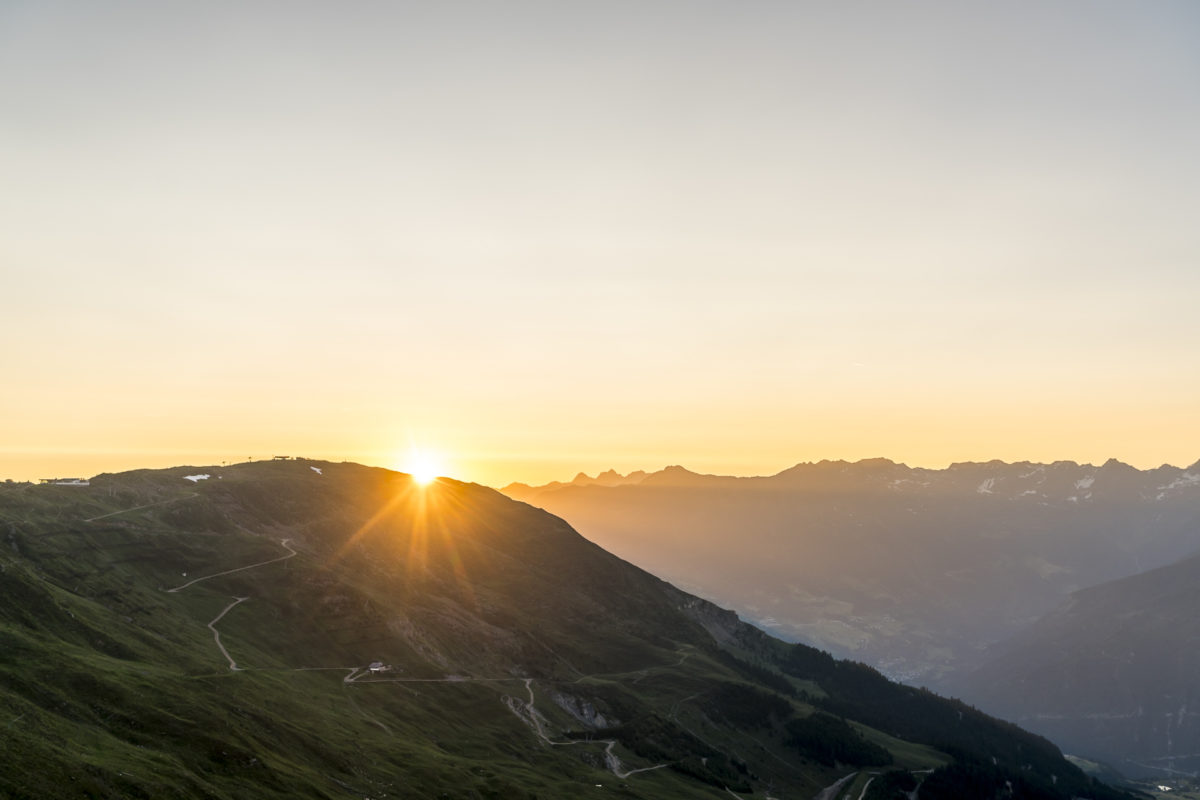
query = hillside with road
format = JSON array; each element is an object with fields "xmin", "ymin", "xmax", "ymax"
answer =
[{"xmin": 0, "ymin": 460, "xmax": 1130, "ymax": 799}]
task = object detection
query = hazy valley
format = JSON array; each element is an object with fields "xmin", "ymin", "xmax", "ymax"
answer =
[
  {"xmin": 960, "ymin": 546, "xmax": 1200, "ymax": 780},
  {"xmin": 505, "ymin": 458, "xmax": 1200, "ymax": 782},
  {"xmin": 505, "ymin": 459, "xmax": 1200, "ymax": 684}
]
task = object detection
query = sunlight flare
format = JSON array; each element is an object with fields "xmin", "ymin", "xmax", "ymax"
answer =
[{"xmin": 401, "ymin": 448, "xmax": 446, "ymax": 486}]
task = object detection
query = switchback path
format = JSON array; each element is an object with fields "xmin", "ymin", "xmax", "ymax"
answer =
[
  {"xmin": 569, "ymin": 648, "xmax": 691, "ymax": 685},
  {"xmin": 167, "ymin": 539, "xmax": 296, "ymax": 593},
  {"xmin": 813, "ymin": 772, "xmax": 857, "ymax": 800},
  {"xmin": 148, "ymin": 518, "xmax": 726, "ymax": 790},
  {"xmin": 208, "ymin": 597, "xmax": 249, "ymax": 671},
  {"xmin": 165, "ymin": 538, "xmax": 296, "ymax": 670},
  {"xmin": 84, "ymin": 492, "xmax": 198, "ymax": 523},
  {"xmin": 504, "ymin": 677, "xmax": 671, "ymax": 780}
]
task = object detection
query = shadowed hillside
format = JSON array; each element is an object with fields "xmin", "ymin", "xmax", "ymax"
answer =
[
  {"xmin": 0, "ymin": 461, "xmax": 1131, "ymax": 799},
  {"xmin": 959, "ymin": 547, "xmax": 1200, "ymax": 781}
]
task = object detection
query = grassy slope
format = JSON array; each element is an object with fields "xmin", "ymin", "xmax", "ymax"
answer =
[{"xmin": 0, "ymin": 461, "xmax": 1134, "ymax": 799}]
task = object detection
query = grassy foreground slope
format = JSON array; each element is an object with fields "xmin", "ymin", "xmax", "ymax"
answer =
[{"xmin": 0, "ymin": 461, "xmax": 1131, "ymax": 799}]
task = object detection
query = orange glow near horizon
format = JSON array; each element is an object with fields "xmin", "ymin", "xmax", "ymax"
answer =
[
  {"xmin": 1, "ymin": 6, "xmax": 1197, "ymax": 488},
  {"xmin": 398, "ymin": 448, "xmax": 447, "ymax": 487},
  {"xmin": 2, "ymin": 429, "xmax": 1199, "ymax": 491}
]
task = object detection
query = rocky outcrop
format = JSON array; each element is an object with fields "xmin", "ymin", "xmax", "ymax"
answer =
[{"xmin": 550, "ymin": 691, "xmax": 618, "ymax": 729}]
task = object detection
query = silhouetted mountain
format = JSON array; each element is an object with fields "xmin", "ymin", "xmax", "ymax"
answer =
[
  {"xmin": 638, "ymin": 465, "xmax": 739, "ymax": 488},
  {"xmin": 0, "ymin": 461, "xmax": 1128, "ymax": 799},
  {"xmin": 502, "ymin": 458, "xmax": 1200, "ymax": 689},
  {"xmin": 501, "ymin": 468, "xmax": 646, "ymax": 496},
  {"xmin": 958, "ymin": 546, "xmax": 1200, "ymax": 780}
]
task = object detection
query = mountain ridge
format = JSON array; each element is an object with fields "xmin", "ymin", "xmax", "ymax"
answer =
[{"xmin": 505, "ymin": 457, "xmax": 1200, "ymax": 502}]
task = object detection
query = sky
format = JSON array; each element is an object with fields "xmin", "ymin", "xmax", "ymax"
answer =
[{"xmin": 2, "ymin": 1, "xmax": 1198, "ymax": 486}]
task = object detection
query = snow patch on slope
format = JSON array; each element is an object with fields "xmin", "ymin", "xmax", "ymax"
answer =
[{"xmin": 1156, "ymin": 472, "xmax": 1200, "ymax": 501}]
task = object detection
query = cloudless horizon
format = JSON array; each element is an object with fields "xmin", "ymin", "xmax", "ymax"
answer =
[
  {"xmin": 4, "ymin": 2, "xmax": 1198, "ymax": 487},
  {"xmin": 6, "ymin": 451, "xmax": 1200, "ymax": 491}
]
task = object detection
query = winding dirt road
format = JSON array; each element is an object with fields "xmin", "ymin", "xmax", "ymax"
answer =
[
  {"xmin": 167, "ymin": 539, "xmax": 296, "ymax": 593},
  {"xmin": 163, "ymin": 537, "xmax": 296, "ymax": 670},
  {"xmin": 136, "ymin": 504, "xmax": 733, "ymax": 791},
  {"xmin": 207, "ymin": 597, "xmax": 249, "ymax": 671},
  {"xmin": 504, "ymin": 677, "xmax": 671, "ymax": 780},
  {"xmin": 813, "ymin": 771, "xmax": 858, "ymax": 800},
  {"xmin": 85, "ymin": 492, "xmax": 198, "ymax": 523}
]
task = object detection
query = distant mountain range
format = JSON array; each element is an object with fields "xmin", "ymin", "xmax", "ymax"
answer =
[
  {"xmin": 0, "ymin": 460, "xmax": 1130, "ymax": 799},
  {"xmin": 503, "ymin": 458, "xmax": 1200, "ymax": 690}
]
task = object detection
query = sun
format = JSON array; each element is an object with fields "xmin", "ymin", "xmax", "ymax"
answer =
[{"xmin": 401, "ymin": 449, "xmax": 444, "ymax": 486}]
